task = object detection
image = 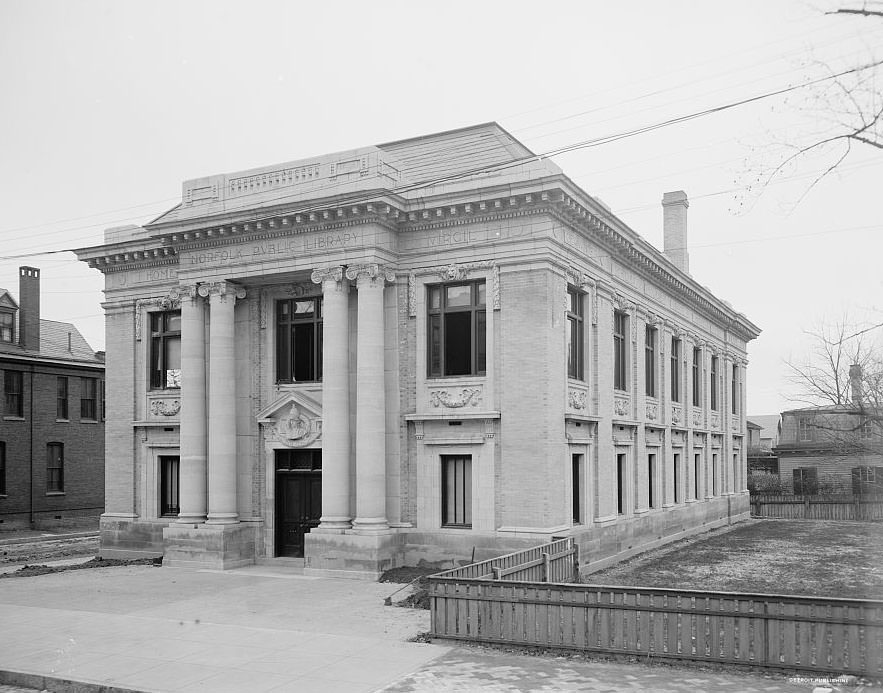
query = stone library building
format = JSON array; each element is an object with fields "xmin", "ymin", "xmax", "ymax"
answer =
[{"xmin": 75, "ymin": 123, "xmax": 759, "ymax": 577}]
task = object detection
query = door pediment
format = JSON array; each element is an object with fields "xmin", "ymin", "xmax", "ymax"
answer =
[{"xmin": 258, "ymin": 392, "xmax": 322, "ymax": 448}]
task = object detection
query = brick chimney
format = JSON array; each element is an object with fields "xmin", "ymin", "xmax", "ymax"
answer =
[
  {"xmin": 662, "ymin": 191, "xmax": 689, "ymax": 274},
  {"xmin": 18, "ymin": 266, "xmax": 40, "ymax": 352},
  {"xmin": 849, "ymin": 364, "xmax": 862, "ymax": 405}
]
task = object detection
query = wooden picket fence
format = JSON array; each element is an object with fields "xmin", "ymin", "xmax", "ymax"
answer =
[
  {"xmin": 750, "ymin": 494, "xmax": 883, "ymax": 521},
  {"xmin": 428, "ymin": 540, "xmax": 883, "ymax": 677},
  {"xmin": 438, "ymin": 537, "xmax": 578, "ymax": 583}
]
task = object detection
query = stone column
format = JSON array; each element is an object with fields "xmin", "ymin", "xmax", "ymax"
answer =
[
  {"xmin": 311, "ymin": 266, "xmax": 351, "ymax": 529},
  {"xmin": 175, "ymin": 286, "xmax": 207, "ymax": 525},
  {"xmin": 201, "ymin": 282, "xmax": 245, "ymax": 525},
  {"xmin": 346, "ymin": 264, "xmax": 394, "ymax": 533}
]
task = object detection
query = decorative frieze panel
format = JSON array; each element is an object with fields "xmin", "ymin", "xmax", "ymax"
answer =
[
  {"xmin": 646, "ymin": 402, "xmax": 658, "ymax": 421},
  {"xmin": 429, "ymin": 387, "xmax": 482, "ymax": 409},
  {"xmin": 614, "ymin": 395, "xmax": 630, "ymax": 418},
  {"xmin": 731, "ymin": 415, "xmax": 740, "ymax": 432},
  {"xmin": 567, "ymin": 387, "xmax": 588, "ymax": 411},
  {"xmin": 261, "ymin": 402, "xmax": 322, "ymax": 449},
  {"xmin": 711, "ymin": 412, "xmax": 721, "ymax": 430},
  {"xmin": 149, "ymin": 398, "xmax": 180, "ymax": 417},
  {"xmin": 692, "ymin": 408, "xmax": 703, "ymax": 428},
  {"xmin": 672, "ymin": 404, "xmax": 683, "ymax": 426}
]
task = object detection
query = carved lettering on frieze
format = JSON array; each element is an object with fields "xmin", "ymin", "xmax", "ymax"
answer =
[
  {"xmin": 430, "ymin": 388, "xmax": 482, "ymax": 408},
  {"xmin": 150, "ymin": 399, "xmax": 180, "ymax": 417}
]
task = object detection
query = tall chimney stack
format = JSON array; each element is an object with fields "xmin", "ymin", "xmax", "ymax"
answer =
[
  {"xmin": 849, "ymin": 364, "xmax": 863, "ymax": 405},
  {"xmin": 662, "ymin": 191, "xmax": 690, "ymax": 274},
  {"xmin": 18, "ymin": 266, "xmax": 40, "ymax": 352}
]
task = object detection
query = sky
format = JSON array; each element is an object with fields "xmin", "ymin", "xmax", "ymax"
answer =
[{"xmin": 1, "ymin": 0, "xmax": 881, "ymax": 416}]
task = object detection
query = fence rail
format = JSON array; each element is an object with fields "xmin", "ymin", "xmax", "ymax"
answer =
[
  {"xmin": 750, "ymin": 494, "xmax": 883, "ymax": 520},
  {"xmin": 433, "ymin": 537, "xmax": 577, "ymax": 583},
  {"xmin": 429, "ymin": 579, "xmax": 883, "ymax": 677}
]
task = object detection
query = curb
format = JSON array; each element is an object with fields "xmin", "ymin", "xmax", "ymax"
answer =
[
  {"xmin": 0, "ymin": 669, "xmax": 145, "ymax": 693},
  {"xmin": 0, "ymin": 532, "xmax": 98, "ymax": 548}
]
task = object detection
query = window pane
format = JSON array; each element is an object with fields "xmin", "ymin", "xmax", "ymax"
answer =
[
  {"xmin": 428, "ymin": 286, "xmax": 441, "ymax": 310},
  {"xmin": 445, "ymin": 285, "xmax": 471, "ymax": 307},
  {"xmin": 293, "ymin": 323, "xmax": 315, "ymax": 381},
  {"xmin": 428, "ymin": 314, "xmax": 442, "ymax": 376},
  {"xmin": 444, "ymin": 312, "xmax": 471, "ymax": 375},
  {"xmin": 476, "ymin": 283, "xmax": 486, "ymax": 306},
  {"xmin": 165, "ymin": 312, "xmax": 181, "ymax": 332},
  {"xmin": 475, "ymin": 310, "xmax": 486, "ymax": 374},
  {"xmin": 294, "ymin": 300, "xmax": 315, "ymax": 316}
]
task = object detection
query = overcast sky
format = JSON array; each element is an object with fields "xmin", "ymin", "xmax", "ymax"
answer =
[{"xmin": 1, "ymin": 0, "xmax": 881, "ymax": 416}]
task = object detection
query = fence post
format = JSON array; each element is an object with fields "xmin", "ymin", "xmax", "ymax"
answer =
[
  {"xmin": 492, "ymin": 567, "xmax": 501, "ymax": 581},
  {"xmin": 804, "ymin": 495, "xmax": 810, "ymax": 519},
  {"xmin": 542, "ymin": 552, "xmax": 550, "ymax": 582}
]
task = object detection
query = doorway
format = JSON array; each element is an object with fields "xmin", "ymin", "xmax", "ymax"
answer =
[{"xmin": 274, "ymin": 449, "xmax": 322, "ymax": 557}]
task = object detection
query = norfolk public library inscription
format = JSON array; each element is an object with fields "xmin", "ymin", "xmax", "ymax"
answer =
[{"xmin": 181, "ymin": 231, "xmax": 364, "ymax": 268}]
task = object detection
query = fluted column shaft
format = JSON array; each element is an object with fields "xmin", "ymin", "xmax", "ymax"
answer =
[
  {"xmin": 203, "ymin": 283, "xmax": 241, "ymax": 524},
  {"xmin": 312, "ymin": 267, "xmax": 351, "ymax": 529},
  {"xmin": 176, "ymin": 288, "xmax": 207, "ymax": 525},
  {"xmin": 347, "ymin": 265, "xmax": 391, "ymax": 533}
]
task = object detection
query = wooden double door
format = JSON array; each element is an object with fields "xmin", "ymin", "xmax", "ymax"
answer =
[{"xmin": 275, "ymin": 450, "xmax": 322, "ymax": 558}]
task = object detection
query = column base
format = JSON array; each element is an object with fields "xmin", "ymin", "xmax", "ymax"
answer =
[
  {"xmin": 303, "ymin": 531, "xmax": 404, "ymax": 580},
  {"xmin": 163, "ymin": 522, "xmax": 256, "ymax": 569},
  {"xmin": 205, "ymin": 513, "xmax": 239, "ymax": 525},
  {"xmin": 351, "ymin": 517, "xmax": 390, "ymax": 534},
  {"xmin": 174, "ymin": 514, "xmax": 206, "ymax": 527},
  {"xmin": 318, "ymin": 516, "xmax": 352, "ymax": 531}
]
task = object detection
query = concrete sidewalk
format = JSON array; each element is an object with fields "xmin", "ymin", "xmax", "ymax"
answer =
[{"xmin": 0, "ymin": 564, "xmax": 871, "ymax": 692}]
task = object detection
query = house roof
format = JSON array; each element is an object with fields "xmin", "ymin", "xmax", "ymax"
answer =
[
  {"xmin": 0, "ymin": 318, "xmax": 102, "ymax": 365},
  {"xmin": 0, "ymin": 288, "xmax": 19, "ymax": 309},
  {"xmin": 747, "ymin": 414, "xmax": 781, "ymax": 442}
]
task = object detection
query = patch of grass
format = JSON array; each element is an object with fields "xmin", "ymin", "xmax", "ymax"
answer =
[
  {"xmin": 586, "ymin": 520, "xmax": 883, "ymax": 599},
  {"xmin": 1, "ymin": 556, "xmax": 162, "ymax": 579},
  {"xmin": 380, "ymin": 565, "xmax": 441, "ymax": 610}
]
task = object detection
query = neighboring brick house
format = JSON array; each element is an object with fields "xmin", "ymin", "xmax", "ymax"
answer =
[
  {"xmin": 74, "ymin": 122, "xmax": 760, "ymax": 576},
  {"xmin": 0, "ymin": 267, "xmax": 105, "ymax": 529},
  {"xmin": 776, "ymin": 397, "xmax": 883, "ymax": 495}
]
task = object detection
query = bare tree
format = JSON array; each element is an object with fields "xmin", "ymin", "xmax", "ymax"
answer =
[
  {"xmin": 785, "ymin": 315, "xmax": 883, "ymax": 457},
  {"xmin": 740, "ymin": 3, "xmax": 882, "ymax": 205}
]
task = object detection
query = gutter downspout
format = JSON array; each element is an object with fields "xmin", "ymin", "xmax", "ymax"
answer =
[{"xmin": 28, "ymin": 366, "xmax": 34, "ymax": 528}]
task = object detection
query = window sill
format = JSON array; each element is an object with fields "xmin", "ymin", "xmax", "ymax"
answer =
[
  {"xmin": 46, "ymin": 492, "xmax": 66, "ymax": 497},
  {"xmin": 56, "ymin": 418, "xmax": 70, "ymax": 423},
  {"xmin": 440, "ymin": 524, "xmax": 472, "ymax": 530},
  {"xmin": 2, "ymin": 416, "xmax": 25, "ymax": 421},
  {"xmin": 79, "ymin": 419, "xmax": 99, "ymax": 424}
]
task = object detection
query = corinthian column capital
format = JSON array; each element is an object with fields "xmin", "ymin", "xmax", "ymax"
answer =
[{"xmin": 345, "ymin": 263, "xmax": 395, "ymax": 288}]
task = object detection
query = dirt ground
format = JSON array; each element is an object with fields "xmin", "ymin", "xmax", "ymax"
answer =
[
  {"xmin": 0, "ymin": 535, "xmax": 98, "ymax": 566},
  {"xmin": 585, "ymin": 519, "xmax": 883, "ymax": 599}
]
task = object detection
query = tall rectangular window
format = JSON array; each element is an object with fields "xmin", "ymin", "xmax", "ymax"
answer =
[
  {"xmin": 4, "ymin": 370, "xmax": 23, "ymax": 417},
  {"xmin": 47, "ymin": 443, "xmax": 64, "ymax": 493},
  {"xmin": 80, "ymin": 378, "xmax": 98, "ymax": 420},
  {"xmin": 0, "ymin": 311, "xmax": 13, "ymax": 343},
  {"xmin": 566, "ymin": 288, "xmax": 584, "ymax": 380},
  {"xmin": 673, "ymin": 453, "xmax": 681, "ymax": 504},
  {"xmin": 645, "ymin": 326, "xmax": 656, "ymax": 397},
  {"xmin": 160, "ymin": 456, "xmax": 180, "ymax": 517},
  {"xmin": 276, "ymin": 297, "xmax": 323, "ymax": 382},
  {"xmin": 0, "ymin": 441, "xmax": 6, "ymax": 495},
  {"xmin": 56, "ymin": 377, "xmax": 68, "ymax": 419},
  {"xmin": 710, "ymin": 356, "xmax": 719, "ymax": 411},
  {"xmin": 428, "ymin": 282, "xmax": 486, "ymax": 378},
  {"xmin": 614, "ymin": 311, "xmax": 627, "ymax": 391},
  {"xmin": 647, "ymin": 453, "xmax": 656, "ymax": 508},
  {"xmin": 441, "ymin": 455, "xmax": 472, "ymax": 527},
  {"xmin": 572, "ymin": 454, "xmax": 583, "ymax": 523},
  {"xmin": 671, "ymin": 338, "xmax": 680, "ymax": 402},
  {"xmin": 793, "ymin": 467, "xmax": 818, "ymax": 495},
  {"xmin": 692, "ymin": 348, "xmax": 701, "ymax": 406},
  {"xmin": 798, "ymin": 418, "xmax": 813, "ymax": 442},
  {"xmin": 150, "ymin": 311, "xmax": 182, "ymax": 389},
  {"xmin": 616, "ymin": 453, "xmax": 626, "ymax": 514},
  {"xmin": 694, "ymin": 453, "xmax": 701, "ymax": 499},
  {"xmin": 852, "ymin": 466, "xmax": 883, "ymax": 494},
  {"xmin": 731, "ymin": 364, "xmax": 738, "ymax": 414},
  {"xmin": 712, "ymin": 452, "xmax": 719, "ymax": 495}
]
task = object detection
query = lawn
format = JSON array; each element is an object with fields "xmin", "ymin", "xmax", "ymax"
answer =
[{"xmin": 584, "ymin": 519, "xmax": 883, "ymax": 600}]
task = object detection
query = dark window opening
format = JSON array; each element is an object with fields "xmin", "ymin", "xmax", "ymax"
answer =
[
  {"xmin": 4, "ymin": 370, "xmax": 23, "ymax": 417},
  {"xmin": 645, "ymin": 326, "xmax": 656, "ymax": 397},
  {"xmin": 57, "ymin": 377, "xmax": 68, "ymax": 419},
  {"xmin": 710, "ymin": 356, "xmax": 719, "ymax": 411},
  {"xmin": 160, "ymin": 456, "xmax": 180, "ymax": 517},
  {"xmin": 567, "ymin": 288, "xmax": 584, "ymax": 380},
  {"xmin": 648, "ymin": 453, "xmax": 656, "ymax": 509},
  {"xmin": 616, "ymin": 453, "xmax": 626, "ymax": 514},
  {"xmin": 276, "ymin": 298, "xmax": 323, "ymax": 383},
  {"xmin": 0, "ymin": 311, "xmax": 13, "ymax": 343},
  {"xmin": 614, "ymin": 312, "xmax": 627, "ymax": 391},
  {"xmin": 793, "ymin": 467, "xmax": 818, "ymax": 495},
  {"xmin": 673, "ymin": 453, "xmax": 681, "ymax": 504},
  {"xmin": 671, "ymin": 338, "xmax": 681, "ymax": 403},
  {"xmin": 852, "ymin": 466, "xmax": 883, "ymax": 495},
  {"xmin": 47, "ymin": 443, "xmax": 64, "ymax": 493},
  {"xmin": 694, "ymin": 453, "xmax": 701, "ymax": 499},
  {"xmin": 572, "ymin": 454, "xmax": 582, "ymax": 523},
  {"xmin": 80, "ymin": 378, "xmax": 98, "ymax": 420},
  {"xmin": 441, "ymin": 455, "xmax": 472, "ymax": 527},
  {"xmin": 428, "ymin": 282, "xmax": 486, "ymax": 378},
  {"xmin": 150, "ymin": 311, "xmax": 181, "ymax": 389},
  {"xmin": 0, "ymin": 442, "xmax": 6, "ymax": 495},
  {"xmin": 692, "ymin": 348, "xmax": 701, "ymax": 407}
]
